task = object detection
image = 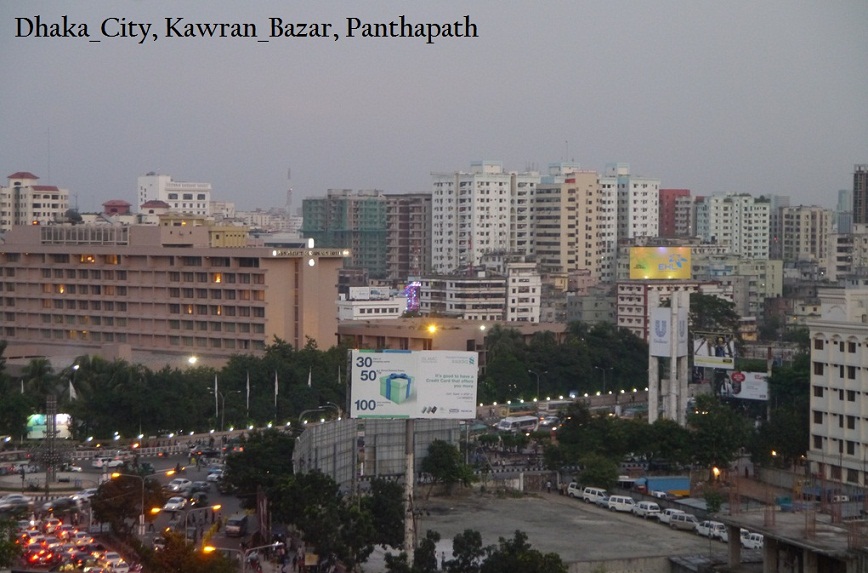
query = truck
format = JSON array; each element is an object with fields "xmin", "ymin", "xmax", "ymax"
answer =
[{"xmin": 633, "ymin": 475, "xmax": 690, "ymax": 498}]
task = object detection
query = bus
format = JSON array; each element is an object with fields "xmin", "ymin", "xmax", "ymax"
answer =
[{"xmin": 496, "ymin": 416, "xmax": 539, "ymax": 434}]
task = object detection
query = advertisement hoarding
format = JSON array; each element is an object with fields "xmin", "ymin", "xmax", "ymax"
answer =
[
  {"xmin": 693, "ymin": 333, "xmax": 736, "ymax": 370},
  {"xmin": 629, "ymin": 247, "xmax": 691, "ymax": 280},
  {"xmin": 649, "ymin": 306, "xmax": 689, "ymax": 357},
  {"xmin": 350, "ymin": 349, "xmax": 478, "ymax": 419},
  {"xmin": 718, "ymin": 371, "xmax": 768, "ymax": 401},
  {"xmin": 26, "ymin": 414, "xmax": 73, "ymax": 439}
]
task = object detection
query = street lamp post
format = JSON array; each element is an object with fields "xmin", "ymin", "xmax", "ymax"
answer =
[
  {"xmin": 209, "ymin": 389, "xmax": 241, "ymax": 431},
  {"xmin": 204, "ymin": 541, "xmax": 284, "ymax": 573},
  {"xmin": 111, "ymin": 472, "xmax": 145, "ymax": 536},
  {"xmin": 527, "ymin": 369, "xmax": 546, "ymax": 400},
  {"xmin": 184, "ymin": 504, "xmax": 221, "ymax": 545},
  {"xmin": 593, "ymin": 366, "xmax": 612, "ymax": 394}
]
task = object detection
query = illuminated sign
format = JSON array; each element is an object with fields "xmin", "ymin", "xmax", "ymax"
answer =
[{"xmin": 629, "ymin": 247, "xmax": 691, "ymax": 280}]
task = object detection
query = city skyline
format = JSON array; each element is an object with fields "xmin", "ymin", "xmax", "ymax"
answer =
[{"xmin": 1, "ymin": 1, "xmax": 866, "ymax": 213}]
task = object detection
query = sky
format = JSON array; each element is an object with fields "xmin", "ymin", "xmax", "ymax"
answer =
[{"xmin": 1, "ymin": 1, "xmax": 866, "ymax": 214}]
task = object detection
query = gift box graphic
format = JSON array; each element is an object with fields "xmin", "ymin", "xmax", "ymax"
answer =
[{"xmin": 380, "ymin": 372, "xmax": 414, "ymax": 404}]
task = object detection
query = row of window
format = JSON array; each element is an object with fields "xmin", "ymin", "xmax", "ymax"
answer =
[
  {"xmin": 28, "ymin": 328, "xmax": 265, "ymax": 352},
  {"xmin": 168, "ymin": 304, "xmax": 266, "ymax": 317},
  {"xmin": 812, "ymin": 363, "xmax": 860, "ymax": 380},
  {"xmin": 813, "ymin": 410, "xmax": 860, "ymax": 429},
  {"xmin": 812, "ymin": 385, "xmax": 858, "ymax": 401}
]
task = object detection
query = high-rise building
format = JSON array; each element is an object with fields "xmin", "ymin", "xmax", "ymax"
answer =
[
  {"xmin": 302, "ymin": 189, "xmax": 388, "ymax": 279},
  {"xmin": 807, "ymin": 288, "xmax": 868, "ymax": 486},
  {"xmin": 431, "ymin": 161, "xmax": 540, "ymax": 274},
  {"xmin": 658, "ymin": 189, "xmax": 692, "ymax": 238},
  {"xmin": 836, "ymin": 189, "xmax": 853, "ymax": 234},
  {"xmin": 385, "ymin": 193, "xmax": 432, "ymax": 281},
  {"xmin": 534, "ymin": 165, "xmax": 601, "ymax": 281},
  {"xmin": 0, "ymin": 223, "xmax": 346, "ymax": 364},
  {"xmin": 852, "ymin": 165, "xmax": 868, "ymax": 225},
  {"xmin": 780, "ymin": 205, "xmax": 833, "ymax": 265},
  {"xmin": 137, "ymin": 173, "xmax": 212, "ymax": 216},
  {"xmin": 766, "ymin": 194, "xmax": 790, "ymax": 260},
  {"xmin": 0, "ymin": 172, "xmax": 69, "ymax": 231},
  {"xmin": 694, "ymin": 194, "xmax": 770, "ymax": 259}
]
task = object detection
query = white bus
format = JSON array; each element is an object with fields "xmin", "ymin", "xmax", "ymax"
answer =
[{"xmin": 496, "ymin": 415, "xmax": 539, "ymax": 433}]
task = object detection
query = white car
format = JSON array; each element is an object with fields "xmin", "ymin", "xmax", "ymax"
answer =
[
  {"xmin": 206, "ymin": 469, "xmax": 223, "ymax": 482},
  {"xmin": 742, "ymin": 532, "xmax": 764, "ymax": 550},
  {"xmin": 168, "ymin": 478, "xmax": 192, "ymax": 491},
  {"xmin": 657, "ymin": 508, "xmax": 684, "ymax": 525},
  {"xmin": 632, "ymin": 501, "xmax": 661, "ymax": 519},
  {"xmin": 107, "ymin": 458, "xmax": 125, "ymax": 468},
  {"xmin": 162, "ymin": 496, "xmax": 187, "ymax": 512},
  {"xmin": 696, "ymin": 520, "xmax": 726, "ymax": 540},
  {"xmin": 102, "ymin": 551, "xmax": 130, "ymax": 571}
]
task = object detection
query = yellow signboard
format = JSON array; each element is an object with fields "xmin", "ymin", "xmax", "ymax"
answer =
[{"xmin": 629, "ymin": 247, "xmax": 691, "ymax": 280}]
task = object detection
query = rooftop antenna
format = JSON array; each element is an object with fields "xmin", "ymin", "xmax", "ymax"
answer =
[
  {"xmin": 46, "ymin": 127, "xmax": 51, "ymax": 184},
  {"xmin": 565, "ymin": 140, "xmax": 569, "ymax": 163},
  {"xmin": 286, "ymin": 167, "xmax": 292, "ymax": 214}
]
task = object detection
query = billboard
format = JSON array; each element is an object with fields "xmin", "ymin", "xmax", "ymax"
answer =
[
  {"xmin": 629, "ymin": 247, "xmax": 691, "ymax": 280},
  {"xmin": 649, "ymin": 306, "xmax": 688, "ymax": 357},
  {"xmin": 693, "ymin": 333, "xmax": 736, "ymax": 369},
  {"xmin": 350, "ymin": 349, "xmax": 478, "ymax": 419},
  {"xmin": 718, "ymin": 371, "xmax": 768, "ymax": 401},
  {"xmin": 26, "ymin": 414, "xmax": 73, "ymax": 440}
]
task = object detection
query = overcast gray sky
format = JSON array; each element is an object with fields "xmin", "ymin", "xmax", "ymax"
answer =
[{"xmin": 2, "ymin": 1, "xmax": 866, "ymax": 213}]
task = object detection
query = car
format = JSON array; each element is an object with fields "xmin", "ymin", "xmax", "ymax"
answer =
[
  {"xmin": 742, "ymin": 531, "xmax": 764, "ymax": 549},
  {"xmin": 101, "ymin": 551, "xmax": 128, "ymax": 570},
  {"xmin": 72, "ymin": 488, "xmax": 98, "ymax": 505},
  {"xmin": 632, "ymin": 501, "xmax": 661, "ymax": 519},
  {"xmin": 539, "ymin": 415, "xmax": 560, "ymax": 428},
  {"xmin": 42, "ymin": 517, "xmax": 62, "ymax": 534},
  {"xmin": 106, "ymin": 459, "xmax": 125, "ymax": 468},
  {"xmin": 162, "ymin": 496, "xmax": 187, "ymax": 512},
  {"xmin": 594, "ymin": 495, "xmax": 610, "ymax": 508},
  {"xmin": 696, "ymin": 520, "xmax": 726, "ymax": 540},
  {"xmin": 607, "ymin": 495, "xmax": 636, "ymax": 512},
  {"xmin": 669, "ymin": 512, "xmax": 699, "ymax": 531},
  {"xmin": 91, "ymin": 457, "xmax": 113, "ymax": 469},
  {"xmin": 43, "ymin": 497, "xmax": 78, "ymax": 513},
  {"xmin": 168, "ymin": 478, "xmax": 192, "ymax": 492},
  {"xmin": 581, "ymin": 487, "xmax": 609, "ymax": 504},
  {"xmin": 657, "ymin": 508, "xmax": 685, "ymax": 525},
  {"xmin": 60, "ymin": 462, "xmax": 83, "ymax": 472},
  {"xmin": 191, "ymin": 480, "xmax": 210, "ymax": 493},
  {"xmin": 206, "ymin": 469, "xmax": 223, "ymax": 482},
  {"xmin": 188, "ymin": 492, "xmax": 209, "ymax": 508},
  {"xmin": 0, "ymin": 493, "xmax": 34, "ymax": 512}
]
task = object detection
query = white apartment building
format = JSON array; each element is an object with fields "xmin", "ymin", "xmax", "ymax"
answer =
[
  {"xmin": 780, "ymin": 205, "xmax": 833, "ymax": 265},
  {"xmin": 534, "ymin": 164, "xmax": 602, "ymax": 282},
  {"xmin": 599, "ymin": 164, "xmax": 660, "ymax": 283},
  {"xmin": 417, "ymin": 273, "xmax": 507, "ymax": 321},
  {"xmin": 137, "ymin": 172, "xmax": 212, "ymax": 216},
  {"xmin": 431, "ymin": 161, "xmax": 539, "ymax": 273},
  {"xmin": 0, "ymin": 172, "xmax": 69, "ymax": 231},
  {"xmin": 694, "ymin": 194, "xmax": 770, "ymax": 259},
  {"xmin": 807, "ymin": 288, "xmax": 868, "ymax": 487},
  {"xmin": 505, "ymin": 263, "xmax": 541, "ymax": 323}
]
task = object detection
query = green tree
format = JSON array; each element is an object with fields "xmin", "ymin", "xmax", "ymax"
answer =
[
  {"xmin": 446, "ymin": 529, "xmax": 484, "ymax": 573},
  {"xmin": 223, "ymin": 428, "xmax": 295, "ymax": 507},
  {"xmin": 0, "ymin": 518, "xmax": 22, "ymax": 567},
  {"xmin": 480, "ymin": 530, "xmax": 567, "ymax": 573},
  {"xmin": 686, "ymin": 395, "xmax": 750, "ymax": 471},
  {"xmin": 151, "ymin": 531, "xmax": 235, "ymax": 573},
  {"xmin": 363, "ymin": 478, "xmax": 405, "ymax": 548},
  {"xmin": 576, "ymin": 453, "xmax": 618, "ymax": 490},
  {"xmin": 420, "ymin": 440, "xmax": 475, "ymax": 495}
]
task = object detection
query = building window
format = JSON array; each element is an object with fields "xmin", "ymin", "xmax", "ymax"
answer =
[
  {"xmin": 848, "ymin": 415, "xmax": 856, "ymax": 430},
  {"xmin": 848, "ymin": 390, "xmax": 856, "ymax": 402},
  {"xmin": 812, "ymin": 435, "xmax": 822, "ymax": 449},
  {"xmin": 848, "ymin": 366, "xmax": 857, "ymax": 379},
  {"xmin": 813, "ymin": 411, "xmax": 823, "ymax": 424},
  {"xmin": 813, "ymin": 362, "xmax": 824, "ymax": 375},
  {"xmin": 849, "ymin": 341, "xmax": 857, "ymax": 353}
]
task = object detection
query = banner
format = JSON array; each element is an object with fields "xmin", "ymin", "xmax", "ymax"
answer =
[
  {"xmin": 649, "ymin": 307, "xmax": 688, "ymax": 357},
  {"xmin": 629, "ymin": 247, "xmax": 691, "ymax": 280},
  {"xmin": 693, "ymin": 333, "xmax": 736, "ymax": 369},
  {"xmin": 350, "ymin": 350, "xmax": 478, "ymax": 419},
  {"xmin": 718, "ymin": 371, "xmax": 768, "ymax": 401}
]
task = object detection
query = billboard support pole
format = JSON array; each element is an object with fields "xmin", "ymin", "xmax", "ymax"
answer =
[{"xmin": 404, "ymin": 418, "xmax": 417, "ymax": 562}]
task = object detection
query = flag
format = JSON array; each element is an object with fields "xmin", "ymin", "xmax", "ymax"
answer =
[
  {"xmin": 274, "ymin": 371, "xmax": 278, "ymax": 408},
  {"xmin": 69, "ymin": 380, "xmax": 77, "ymax": 400},
  {"xmin": 246, "ymin": 371, "xmax": 250, "ymax": 417},
  {"xmin": 20, "ymin": 379, "xmax": 24, "ymax": 394},
  {"xmin": 307, "ymin": 368, "xmax": 312, "ymax": 388},
  {"xmin": 214, "ymin": 375, "xmax": 219, "ymax": 418}
]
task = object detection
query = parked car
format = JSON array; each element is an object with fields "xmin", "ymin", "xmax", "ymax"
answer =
[
  {"xmin": 607, "ymin": 495, "xmax": 636, "ymax": 513},
  {"xmin": 696, "ymin": 520, "xmax": 727, "ymax": 540},
  {"xmin": 669, "ymin": 512, "xmax": 699, "ymax": 531},
  {"xmin": 566, "ymin": 482, "xmax": 582, "ymax": 498},
  {"xmin": 657, "ymin": 508, "xmax": 685, "ymax": 525},
  {"xmin": 742, "ymin": 532, "xmax": 764, "ymax": 549},
  {"xmin": 632, "ymin": 501, "xmax": 661, "ymax": 519},
  {"xmin": 582, "ymin": 487, "xmax": 609, "ymax": 504},
  {"xmin": 594, "ymin": 495, "xmax": 610, "ymax": 508}
]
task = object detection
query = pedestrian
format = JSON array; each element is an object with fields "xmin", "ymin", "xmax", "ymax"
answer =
[
  {"xmin": 546, "ymin": 480, "xmax": 552, "ymax": 494},
  {"xmin": 441, "ymin": 551, "xmax": 446, "ymax": 570}
]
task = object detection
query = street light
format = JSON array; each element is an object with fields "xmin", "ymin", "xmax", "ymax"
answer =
[
  {"xmin": 203, "ymin": 541, "xmax": 285, "ymax": 573},
  {"xmin": 184, "ymin": 504, "xmax": 222, "ymax": 545},
  {"xmin": 527, "ymin": 369, "xmax": 547, "ymax": 400},
  {"xmin": 593, "ymin": 366, "xmax": 612, "ymax": 394},
  {"xmin": 111, "ymin": 472, "xmax": 145, "ymax": 536},
  {"xmin": 209, "ymin": 388, "xmax": 241, "ymax": 431}
]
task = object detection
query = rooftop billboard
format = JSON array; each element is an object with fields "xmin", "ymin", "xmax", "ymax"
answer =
[
  {"xmin": 349, "ymin": 349, "xmax": 478, "ymax": 420},
  {"xmin": 629, "ymin": 247, "xmax": 691, "ymax": 280}
]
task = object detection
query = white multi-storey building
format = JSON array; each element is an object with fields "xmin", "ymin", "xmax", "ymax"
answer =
[
  {"xmin": 137, "ymin": 172, "xmax": 212, "ymax": 216},
  {"xmin": 807, "ymin": 288, "xmax": 868, "ymax": 487},
  {"xmin": 780, "ymin": 205, "xmax": 833, "ymax": 265},
  {"xmin": 694, "ymin": 194, "xmax": 770, "ymax": 259},
  {"xmin": 599, "ymin": 164, "xmax": 660, "ymax": 283},
  {"xmin": 0, "ymin": 172, "xmax": 69, "ymax": 231},
  {"xmin": 505, "ymin": 263, "xmax": 541, "ymax": 323},
  {"xmin": 431, "ymin": 161, "xmax": 539, "ymax": 273}
]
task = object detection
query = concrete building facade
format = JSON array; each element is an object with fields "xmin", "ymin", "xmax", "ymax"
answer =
[
  {"xmin": 658, "ymin": 188, "xmax": 692, "ymax": 238},
  {"xmin": 0, "ymin": 172, "xmax": 70, "ymax": 231},
  {"xmin": 694, "ymin": 193, "xmax": 771, "ymax": 259},
  {"xmin": 137, "ymin": 173, "xmax": 212, "ymax": 217},
  {"xmin": 852, "ymin": 164, "xmax": 868, "ymax": 225},
  {"xmin": 0, "ymin": 223, "xmax": 347, "ymax": 365},
  {"xmin": 781, "ymin": 205, "xmax": 833, "ymax": 265}
]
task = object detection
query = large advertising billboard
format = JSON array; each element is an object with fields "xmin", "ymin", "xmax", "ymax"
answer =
[
  {"xmin": 26, "ymin": 414, "xmax": 73, "ymax": 440},
  {"xmin": 717, "ymin": 371, "xmax": 768, "ymax": 401},
  {"xmin": 649, "ymin": 307, "xmax": 689, "ymax": 357},
  {"xmin": 693, "ymin": 333, "xmax": 736, "ymax": 369},
  {"xmin": 629, "ymin": 247, "xmax": 691, "ymax": 280},
  {"xmin": 350, "ymin": 349, "xmax": 478, "ymax": 419}
]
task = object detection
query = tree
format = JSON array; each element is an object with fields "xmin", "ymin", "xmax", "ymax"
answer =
[
  {"xmin": 686, "ymin": 394, "xmax": 750, "ymax": 470},
  {"xmin": 150, "ymin": 531, "xmax": 235, "ymax": 573},
  {"xmin": 576, "ymin": 453, "xmax": 618, "ymax": 490},
  {"xmin": 223, "ymin": 429, "xmax": 295, "ymax": 506},
  {"xmin": 363, "ymin": 478, "xmax": 405, "ymax": 548},
  {"xmin": 446, "ymin": 529, "xmax": 484, "ymax": 573},
  {"xmin": 420, "ymin": 440, "xmax": 475, "ymax": 495},
  {"xmin": 479, "ymin": 530, "xmax": 567, "ymax": 573},
  {"xmin": 0, "ymin": 518, "xmax": 21, "ymax": 567}
]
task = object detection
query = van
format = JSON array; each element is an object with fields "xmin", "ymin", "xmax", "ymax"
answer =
[
  {"xmin": 495, "ymin": 416, "xmax": 539, "ymax": 434},
  {"xmin": 566, "ymin": 483, "xmax": 582, "ymax": 498},
  {"xmin": 741, "ymin": 532, "xmax": 764, "ymax": 550},
  {"xmin": 224, "ymin": 513, "xmax": 248, "ymax": 537},
  {"xmin": 696, "ymin": 520, "xmax": 726, "ymax": 540},
  {"xmin": 658, "ymin": 508, "xmax": 684, "ymax": 525},
  {"xmin": 607, "ymin": 495, "xmax": 635, "ymax": 513},
  {"xmin": 632, "ymin": 501, "xmax": 661, "ymax": 519},
  {"xmin": 669, "ymin": 512, "xmax": 698, "ymax": 530},
  {"xmin": 581, "ymin": 487, "xmax": 608, "ymax": 504}
]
